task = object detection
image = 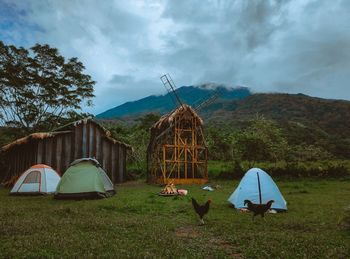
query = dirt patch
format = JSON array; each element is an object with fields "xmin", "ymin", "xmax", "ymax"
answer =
[
  {"xmin": 209, "ymin": 238, "xmax": 244, "ymax": 258},
  {"xmin": 175, "ymin": 226, "xmax": 200, "ymax": 238}
]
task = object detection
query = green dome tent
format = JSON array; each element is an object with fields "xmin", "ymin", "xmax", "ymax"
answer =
[{"xmin": 54, "ymin": 158, "xmax": 115, "ymax": 199}]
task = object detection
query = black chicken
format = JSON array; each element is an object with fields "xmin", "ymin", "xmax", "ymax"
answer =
[
  {"xmin": 191, "ymin": 198, "xmax": 211, "ymax": 225},
  {"xmin": 244, "ymin": 200, "xmax": 274, "ymax": 220}
]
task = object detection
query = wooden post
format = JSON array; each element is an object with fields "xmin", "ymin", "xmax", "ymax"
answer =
[
  {"xmin": 56, "ymin": 136, "xmax": 63, "ymax": 175},
  {"xmin": 37, "ymin": 140, "xmax": 43, "ymax": 164},
  {"xmin": 105, "ymin": 142, "xmax": 112, "ymax": 179},
  {"xmin": 64, "ymin": 135, "xmax": 72, "ymax": 171},
  {"xmin": 89, "ymin": 123, "xmax": 95, "ymax": 158},
  {"xmin": 178, "ymin": 132, "xmax": 180, "ymax": 179},
  {"xmin": 46, "ymin": 139, "xmax": 52, "ymax": 166},
  {"xmin": 61, "ymin": 135, "xmax": 66, "ymax": 174},
  {"xmin": 163, "ymin": 145, "xmax": 166, "ymax": 182},
  {"xmin": 74, "ymin": 127, "xmax": 80, "ymax": 159},
  {"xmin": 118, "ymin": 145, "xmax": 123, "ymax": 183},
  {"xmin": 111, "ymin": 144, "xmax": 116, "ymax": 183},
  {"xmin": 185, "ymin": 138, "xmax": 188, "ymax": 179},
  {"xmin": 82, "ymin": 122, "xmax": 87, "ymax": 157},
  {"xmin": 51, "ymin": 137, "xmax": 57, "ymax": 170},
  {"xmin": 122, "ymin": 148, "xmax": 126, "ymax": 183},
  {"xmin": 70, "ymin": 132, "xmax": 75, "ymax": 163},
  {"xmin": 96, "ymin": 129, "xmax": 101, "ymax": 162},
  {"xmin": 102, "ymin": 140, "xmax": 107, "ymax": 174}
]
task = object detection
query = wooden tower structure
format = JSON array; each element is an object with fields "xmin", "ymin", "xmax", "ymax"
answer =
[
  {"xmin": 147, "ymin": 74, "xmax": 212, "ymax": 184},
  {"xmin": 147, "ymin": 104, "xmax": 208, "ymax": 184}
]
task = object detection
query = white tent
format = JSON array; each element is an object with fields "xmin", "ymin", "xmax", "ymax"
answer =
[
  {"xmin": 228, "ymin": 168, "xmax": 287, "ymax": 211},
  {"xmin": 10, "ymin": 164, "xmax": 61, "ymax": 195}
]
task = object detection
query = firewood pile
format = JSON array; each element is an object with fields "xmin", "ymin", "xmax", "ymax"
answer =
[{"xmin": 159, "ymin": 182, "xmax": 178, "ymax": 195}]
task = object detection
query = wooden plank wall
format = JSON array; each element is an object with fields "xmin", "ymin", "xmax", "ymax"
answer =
[
  {"xmin": 73, "ymin": 121, "xmax": 126, "ymax": 183},
  {"xmin": 1, "ymin": 120, "xmax": 128, "ymax": 184}
]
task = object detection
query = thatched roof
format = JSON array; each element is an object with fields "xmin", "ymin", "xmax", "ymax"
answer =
[
  {"xmin": 1, "ymin": 131, "xmax": 71, "ymax": 152},
  {"xmin": 152, "ymin": 104, "xmax": 203, "ymax": 130},
  {"xmin": 1, "ymin": 118, "xmax": 132, "ymax": 152},
  {"xmin": 148, "ymin": 104, "xmax": 204, "ymax": 152}
]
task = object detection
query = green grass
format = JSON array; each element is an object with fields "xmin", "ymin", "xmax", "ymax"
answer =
[{"xmin": 0, "ymin": 179, "xmax": 349, "ymax": 258}]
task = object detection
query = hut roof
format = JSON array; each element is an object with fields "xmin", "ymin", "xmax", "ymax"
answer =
[
  {"xmin": 148, "ymin": 104, "xmax": 204, "ymax": 152},
  {"xmin": 54, "ymin": 117, "xmax": 109, "ymax": 135},
  {"xmin": 1, "ymin": 118, "xmax": 132, "ymax": 152},
  {"xmin": 1, "ymin": 131, "xmax": 71, "ymax": 152},
  {"xmin": 152, "ymin": 104, "xmax": 203, "ymax": 130},
  {"xmin": 65, "ymin": 118, "xmax": 132, "ymax": 149}
]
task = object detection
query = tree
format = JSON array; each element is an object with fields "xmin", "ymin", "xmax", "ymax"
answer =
[
  {"xmin": 0, "ymin": 41, "xmax": 95, "ymax": 132},
  {"xmin": 233, "ymin": 116, "xmax": 288, "ymax": 162},
  {"xmin": 105, "ymin": 113, "xmax": 161, "ymax": 176},
  {"xmin": 286, "ymin": 144, "xmax": 334, "ymax": 162},
  {"xmin": 205, "ymin": 124, "xmax": 233, "ymax": 161},
  {"xmin": 136, "ymin": 113, "xmax": 161, "ymax": 131}
]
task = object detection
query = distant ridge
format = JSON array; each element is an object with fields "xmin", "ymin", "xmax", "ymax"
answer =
[
  {"xmin": 206, "ymin": 93, "xmax": 350, "ymax": 137},
  {"xmin": 96, "ymin": 85, "xmax": 251, "ymax": 119}
]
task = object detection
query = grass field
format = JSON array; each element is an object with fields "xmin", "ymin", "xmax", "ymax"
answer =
[{"xmin": 0, "ymin": 179, "xmax": 349, "ymax": 258}]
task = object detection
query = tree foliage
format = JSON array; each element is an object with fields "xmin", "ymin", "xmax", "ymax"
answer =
[
  {"xmin": 205, "ymin": 116, "xmax": 288, "ymax": 162},
  {"xmin": 99, "ymin": 113, "xmax": 347, "ymax": 178},
  {"xmin": 0, "ymin": 41, "xmax": 95, "ymax": 132},
  {"xmin": 234, "ymin": 116, "xmax": 288, "ymax": 162},
  {"xmin": 205, "ymin": 125, "xmax": 233, "ymax": 160},
  {"xmin": 103, "ymin": 113, "xmax": 161, "ymax": 176}
]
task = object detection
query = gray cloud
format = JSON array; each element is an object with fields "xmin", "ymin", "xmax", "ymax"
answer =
[
  {"xmin": 1, "ymin": 0, "xmax": 349, "ymax": 114},
  {"xmin": 109, "ymin": 74, "xmax": 134, "ymax": 85}
]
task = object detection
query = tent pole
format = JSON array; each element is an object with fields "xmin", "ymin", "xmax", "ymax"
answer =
[{"xmin": 257, "ymin": 172, "xmax": 262, "ymax": 204}]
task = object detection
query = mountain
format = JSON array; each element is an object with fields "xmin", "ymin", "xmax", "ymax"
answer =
[
  {"xmin": 96, "ymin": 87, "xmax": 350, "ymax": 138},
  {"xmin": 97, "ymin": 88, "xmax": 350, "ymax": 158},
  {"xmin": 203, "ymin": 93, "xmax": 350, "ymax": 158},
  {"xmin": 206, "ymin": 93, "xmax": 350, "ymax": 137},
  {"xmin": 96, "ymin": 85, "xmax": 252, "ymax": 119}
]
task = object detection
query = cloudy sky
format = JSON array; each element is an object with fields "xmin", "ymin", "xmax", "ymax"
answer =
[{"xmin": 1, "ymin": 0, "xmax": 350, "ymax": 114}]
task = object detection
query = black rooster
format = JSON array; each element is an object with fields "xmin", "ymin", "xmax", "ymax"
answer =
[
  {"xmin": 244, "ymin": 200, "xmax": 274, "ymax": 220},
  {"xmin": 191, "ymin": 198, "xmax": 211, "ymax": 225}
]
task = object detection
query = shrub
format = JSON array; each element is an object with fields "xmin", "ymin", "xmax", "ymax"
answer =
[
  {"xmin": 216, "ymin": 160, "xmax": 245, "ymax": 179},
  {"xmin": 210, "ymin": 160, "xmax": 350, "ymax": 179}
]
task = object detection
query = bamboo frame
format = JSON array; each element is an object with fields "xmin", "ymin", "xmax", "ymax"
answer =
[{"xmin": 147, "ymin": 105, "xmax": 208, "ymax": 184}]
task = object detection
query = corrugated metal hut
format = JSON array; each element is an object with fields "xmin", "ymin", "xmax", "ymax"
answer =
[
  {"xmin": 0, "ymin": 118, "xmax": 131, "ymax": 186},
  {"xmin": 147, "ymin": 104, "xmax": 208, "ymax": 184}
]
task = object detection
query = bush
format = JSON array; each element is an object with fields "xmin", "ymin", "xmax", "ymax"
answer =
[
  {"xmin": 209, "ymin": 160, "xmax": 350, "ymax": 179},
  {"xmin": 126, "ymin": 162, "xmax": 146, "ymax": 180},
  {"xmin": 263, "ymin": 161, "xmax": 350, "ymax": 178},
  {"xmin": 216, "ymin": 160, "xmax": 245, "ymax": 179}
]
